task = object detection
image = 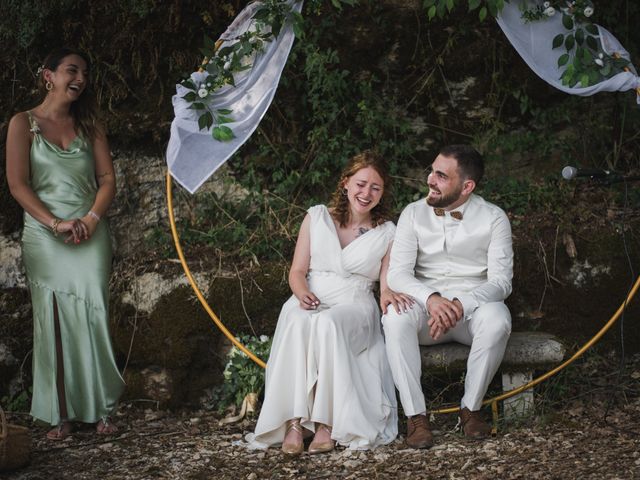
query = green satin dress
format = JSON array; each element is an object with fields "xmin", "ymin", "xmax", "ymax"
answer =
[{"xmin": 23, "ymin": 112, "xmax": 125, "ymax": 426}]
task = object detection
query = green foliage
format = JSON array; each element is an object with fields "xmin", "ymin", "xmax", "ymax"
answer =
[
  {"xmin": 479, "ymin": 176, "xmax": 570, "ymax": 218},
  {"xmin": 207, "ymin": 335, "xmax": 272, "ymax": 413},
  {"xmin": 0, "ymin": 0, "xmax": 75, "ymax": 48},
  {"xmin": 423, "ymin": 0, "xmax": 632, "ymax": 87},
  {"xmin": 176, "ymin": 5, "xmax": 418, "ymax": 261},
  {"xmin": 1, "ymin": 388, "xmax": 31, "ymax": 413},
  {"xmin": 423, "ymin": 0, "xmax": 505, "ymax": 22}
]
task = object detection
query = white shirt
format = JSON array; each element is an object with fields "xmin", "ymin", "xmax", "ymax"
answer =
[{"xmin": 387, "ymin": 193, "xmax": 513, "ymax": 319}]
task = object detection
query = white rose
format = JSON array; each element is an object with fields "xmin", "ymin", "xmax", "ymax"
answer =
[
  {"xmin": 260, "ymin": 335, "xmax": 269, "ymax": 343},
  {"xmin": 544, "ymin": 6, "xmax": 556, "ymax": 16},
  {"xmin": 595, "ymin": 58, "xmax": 604, "ymax": 67},
  {"xmin": 598, "ymin": 53, "xmax": 604, "ymax": 59},
  {"xmin": 543, "ymin": 1, "xmax": 550, "ymax": 7},
  {"xmin": 223, "ymin": 61, "xmax": 232, "ymax": 70},
  {"xmin": 198, "ymin": 88, "xmax": 208, "ymax": 98},
  {"xmin": 584, "ymin": 6, "xmax": 593, "ymax": 17}
]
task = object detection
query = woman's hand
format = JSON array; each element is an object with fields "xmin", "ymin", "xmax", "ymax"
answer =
[
  {"xmin": 79, "ymin": 213, "xmax": 99, "ymax": 239},
  {"xmin": 380, "ymin": 288, "xmax": 414, "ymax": 314},
  {"xmin": 296, "ymin": 290, "xmax": 321, "ymax": 310},
  {"xmin": 56, "ymin": 218, "xmax": 87, "ymax": 244}
]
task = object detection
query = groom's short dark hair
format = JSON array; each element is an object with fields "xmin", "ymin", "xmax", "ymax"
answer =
[{"xmin": 439, "ymin": 145, "xmax": 484, "ymax": 184}]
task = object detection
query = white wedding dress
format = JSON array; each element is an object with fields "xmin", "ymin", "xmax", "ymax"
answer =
[{"xmin": 246, "ymin": 205, "xmax": 398, "ymax": 450}]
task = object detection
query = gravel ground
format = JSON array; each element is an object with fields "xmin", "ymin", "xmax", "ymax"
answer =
[{"xmin": 3, "ymin": 354, "xmax": 640, "ymax": 480}]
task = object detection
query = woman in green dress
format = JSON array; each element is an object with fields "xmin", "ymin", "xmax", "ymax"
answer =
[{"xmin": 6, "ymin": 48, "xmax": 125, "ymax": 440}]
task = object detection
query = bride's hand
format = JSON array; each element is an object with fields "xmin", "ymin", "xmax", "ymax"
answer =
[
  {"xmin": 297, "ymin": 290, "xmax": 320, "ymax": 310},
  {"xmin": 380, "ymin": 289, "xmax": 414, "ymax": 314}
]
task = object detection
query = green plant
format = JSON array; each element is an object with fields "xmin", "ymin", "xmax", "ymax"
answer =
[
  {"xmin": 1, "ymin": 387, "xmax": 32, "ymax": 413},
  {"xmin": 208, "ymin": 334, "xmax": 272, "ymax": 414},
  {"xmin": 424, "ymin": 0, "xmax": 632, "ymax": 88},
  {"xmin": 424, "ymin": 0, "xmax": 506, "ymax": 22}
]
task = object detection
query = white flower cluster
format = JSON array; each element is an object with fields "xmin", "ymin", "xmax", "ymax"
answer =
[
  {"xmin": 543, "ymin": 1, "xmax": 556, "ymax": 17},
  {"xmin": 594, "ymin": 52, "xmax": 604, "ymax": 67}
]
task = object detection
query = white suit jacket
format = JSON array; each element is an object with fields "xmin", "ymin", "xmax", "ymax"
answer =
[{"xmin": 387, "ymin": 193, "xmax": 513, "ymax": 319}]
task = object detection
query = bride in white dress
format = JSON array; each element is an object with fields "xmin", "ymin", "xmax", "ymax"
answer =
[{"xmin": 246, "ymin": 150, "xmax": 413, "ymax": 454}]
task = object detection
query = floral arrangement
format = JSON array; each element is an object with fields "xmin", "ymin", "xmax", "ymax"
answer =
[
  {"xmin": 424, "ymin": 1, "xmax": 631, "ymax": 88},
  {"xmin": 205, "ymin": 334, "xmax": 272, "ymax": 414},
  {"xmin": 519, "ymin": 1, "xmax": 631, "ymax": 87},
  {"xmin": 180, "ymin": 0, "xmax": 303, "ymax": 141}
]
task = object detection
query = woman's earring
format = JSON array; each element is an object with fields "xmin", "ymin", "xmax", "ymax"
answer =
[{"xmin": 45, "ymin": 81, "xmax": 53, "ymax": 91}]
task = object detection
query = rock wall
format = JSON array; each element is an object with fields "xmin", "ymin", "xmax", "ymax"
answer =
[{"xmin": 1, "ymin": 0, "xmax": 639, "ymax": 408}]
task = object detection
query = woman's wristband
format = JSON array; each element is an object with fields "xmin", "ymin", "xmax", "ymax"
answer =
[{"xmin": 88, "ymin": 210, "xmax": 101, "ymax": 221}]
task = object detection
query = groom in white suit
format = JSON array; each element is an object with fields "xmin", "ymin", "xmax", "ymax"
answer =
[{"xmin": 383, "ymin": 145, "xmax": 513, "ymax": 447}]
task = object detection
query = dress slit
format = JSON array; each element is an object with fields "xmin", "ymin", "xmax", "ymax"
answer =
[{"xmin": 52, "ymin": 293, "xmax": 68, "ymax": 420}]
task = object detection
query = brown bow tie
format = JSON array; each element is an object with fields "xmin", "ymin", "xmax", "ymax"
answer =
[{"xmin": 434, "ymin": 208, "xmax": 463, "ymax": 220}]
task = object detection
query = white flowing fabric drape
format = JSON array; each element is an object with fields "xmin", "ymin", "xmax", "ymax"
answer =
[
  {"xmin": 166, "ymin": 1, "xmax": 302, "ymax": 194},
  {"xmin": 497, "ymin": 2, "xmax": 639, "ymax": 102}
]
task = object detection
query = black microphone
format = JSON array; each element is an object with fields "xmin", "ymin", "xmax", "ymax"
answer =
[{"xmin": 561, "ymin": 166, "xmax": 613, "ymax": 180}]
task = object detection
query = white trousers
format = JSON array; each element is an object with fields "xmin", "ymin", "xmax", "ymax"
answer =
[{"xmin": 382, "ymin": 301, "xmax": 511, "ymax": 415}]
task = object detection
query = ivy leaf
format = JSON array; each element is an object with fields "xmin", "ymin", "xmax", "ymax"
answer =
[
  {"xmin": 479, "ymin": 6, "xmax": 487, "ymax": 21},
  {"xmin": 552, "ymin": 34, "xmax": 564, "ymax": 49},
  {"xmin": 557, "ymin": 53, "xmax": 570, "ymax": 67},
  {"xmin": 575, "ymin": 28, "xmax": 584, "ymax": 45},
  {"xmin": 182, "ymin": 91, "xmax": 197, "ymax": 102},
  {"xmin": 427, "ymin": 5, "xmax": 437, "ymax": 20},
  {"xmin": 488, "ymin": 1, "xmax": 497, "ymax": 17},
  {"xmin": 468, "ymin": 0, "xmax": 481, "ymax": 11},
  {"xmin": 217, "ymin": 115, "xmax": 234, "ymax": 124},
  {"xmin": 253, "ymin": 7, "xmax": 270, "ymax": 20},
  {"xmin": 588, "ymin": 70, "xmax": 600, "ymax": 85},
  {"xmin": 586, "ymin": 35, "xmax": 598, "ymax": 51},
  {"xmin": 564, "ymin": 34, "xmax": 575, "ymax": 51},
  {"xmin": 599, "ymin": 64, "xmax": 611, "ymax": 76},
  {"xmin": 217, "ymin": 109, "xmax": 233, "ymax": 115},
  {"xmin": 203, "ymin": 35, "xmax": 216, "ymax": 51},
  {"xmin": 189, "ymin": 102, "xmax": 206, "ymax": 110},
  {"xmin": 272, "ymin": 19, "xmax": 283, "ymax": 38},
  {"xmin": 562, "ymin": 14, "xmax": 574, "ymax": 30},
  {"xmin": 291, "ymin": 11, "xmax": 304, "ymax": 38},
  {"xmin": 181, "ymin": 79, "xmax": 196, "ymax": 90},
  {"xmin": 580, "ymin": 73, "xmax": 590, "ymax": 87},
  {"xmin": 581, "ymin": 48, "xmax": 592, "ymax": 65},
  {"xmin": 198, "ymin": 111, "xmax": 213, "ymax": 131},
  {"xmin": 218, "ymin": 46, "xmax": 234, "ymax": 58},
  {"xmin": 585, "ymin": 24, "xmax": 598, "ymax": 35},
  {"xmin": 206, "ymin": 62, "xmax": 220, "ymax": 76},
  {"xmin": 212, "ymin": 125, "xmax": 235, "ymax": 142},
  {"xmin": 446, "ymin": 0, "xmax": 454, "ymax": 12}
]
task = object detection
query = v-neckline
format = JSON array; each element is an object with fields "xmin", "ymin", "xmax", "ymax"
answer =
[{"xmin": 323, "ymin": 206, "xmax": 374, "ymax": 252}]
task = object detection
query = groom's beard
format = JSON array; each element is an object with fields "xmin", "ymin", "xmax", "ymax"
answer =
[{"xmin": 426, "ymin": 184, "xmax": 463, "ymax": 209}]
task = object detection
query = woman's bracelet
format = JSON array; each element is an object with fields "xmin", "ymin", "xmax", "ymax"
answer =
[
  {"xmin": 88, "ymin": 210, "xmax": 101, "ymax": 221},
  {"xmin": 50, "ymin": 218, "xmax": 62, "ymax": 236}
]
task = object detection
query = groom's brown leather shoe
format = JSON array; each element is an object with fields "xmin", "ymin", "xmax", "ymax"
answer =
[
  {"xmin": 459, "ymin": 408, "xmax": 491, "ymax": 440},
  {"xmin": 406, "ymin": 414, "xmax": 433, "ymax": 449}
]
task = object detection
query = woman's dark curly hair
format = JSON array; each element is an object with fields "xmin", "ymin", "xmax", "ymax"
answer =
[
  {"xmin": 39, "ymin": 47, "xmax": 100, "ymax": 142},
  {"xmin": 329, "ymin": 150, "xmax": 392, "ymax": 228}
]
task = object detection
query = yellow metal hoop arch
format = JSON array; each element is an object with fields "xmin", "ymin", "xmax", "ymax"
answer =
[
  {"xmin": 166, "ymin": 170, "xmax": 639, "ymax": 413},
  {"xmin": 166, "ymin": 171, "xmax": 265, "ymax": 368}
]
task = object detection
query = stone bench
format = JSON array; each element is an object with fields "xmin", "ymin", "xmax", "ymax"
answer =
[{"xmin": 420, "ymin": 331, "xmax": 566, "ymax": 418}]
